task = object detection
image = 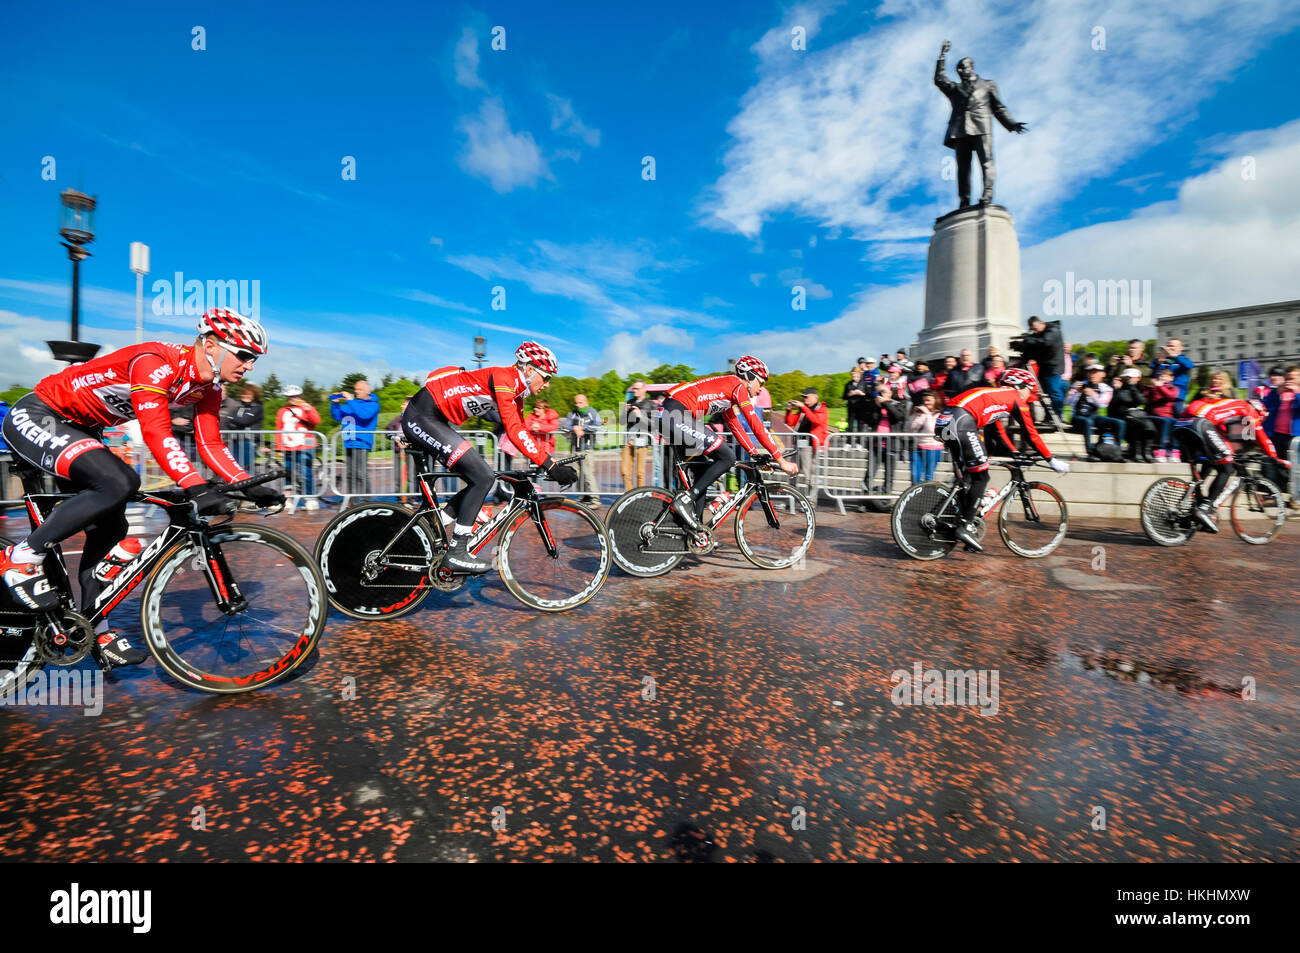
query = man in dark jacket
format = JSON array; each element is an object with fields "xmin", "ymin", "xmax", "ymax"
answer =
[
  {"xmin": 562, "ymin": 393, "xmax": 603, "ymax": 506},
  {"xmin": 1016, "ymin": 316, "xmax": 1065, "ymax": 419},
  {"xmin": 843, "ymin": 369, "xmax": 872, "ymax": 434},
  {"xmin": 1109, "ymin": 368, "xmax": 1154, "ymax": 462},
  {"xmin": 226, "ymin": 383, "xmax": 265, "ymax": 472},
  {"xmin": 943, "ymin": 349, "xmax": 983, "ymax": 400}
]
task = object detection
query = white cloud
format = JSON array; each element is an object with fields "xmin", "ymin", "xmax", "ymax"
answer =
[
  {"xmin": 713, "ymin": 121, "xmax": 1300, "ymax": 371},
  {"xmin": 396, "ymin": 290, "xmax": 481, "ymax": 314},
  {"xmin": 446, "ymin": 240, "xmax": 717, "ymax": 329},
  {"xmin": 702, "ymin": 0, "xmax": 1300, "ymax": 240},
  {"xmin": 588, "ymin": 324, "xmax": 696, "ymax": 376},
  {"xmin": 454, "ymin": 27, "xmax": 486, "ymax": 90},
  {"xmin": 777, "ymin": 268, "xmax": 832, "ymax": 299},
  {"xmin": 457, "ymin": 99, "xmax": 551, "ymax": 193},
  {"xmin": 749, "ymin": 273, "xmax": 765, "ymax": 286},
  {"xmin": 547, "ymin": 94, "xmax": 601, "ymax": 147}
]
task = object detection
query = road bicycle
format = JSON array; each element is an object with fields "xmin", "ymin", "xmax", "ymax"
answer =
[
  {"xmin": 604, "ymin": 453, "xmax": 815, "ymax": 577},
  {"xmin": 0, "ymin": 467, "xmax": 326, "ymax": 701},
  {"xmin": 891, "ymin": 455, "xmax": 1068, "ymax": 560},
  {"xmin": 313, "ymin": 451, "xmax": 610, "ymax": 617},
  {"xmin": 1140, "ymin": 451, "xmax": 1286, "ymax": 546}
]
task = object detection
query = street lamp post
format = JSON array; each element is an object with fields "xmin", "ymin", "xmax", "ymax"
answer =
[
  {"xmin": 473, "ymin": 335, "xmax": 487, "ymax": 369},
  {"xmin": 48, "ymin": 189, "xmax": 102, "ymax": 364},
  {"xmin": 130, "ymin": 242, "xmax": 150, "ymax": 344}
]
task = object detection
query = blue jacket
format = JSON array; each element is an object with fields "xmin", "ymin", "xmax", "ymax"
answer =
[
  {"xmin": 1263, "ymin": 387, "xmax": 1300, "ymax": 437},
  {"xmin": 0, "ymin": 400, "xmax": 8, "ymax": 453},
  {"xmin": 331, "ymin": 394, "xmax": 381, "ymax": 449},
  {"xmin": 1151, "ymin": 354, "xmax": 1195, "ymax": 399}
]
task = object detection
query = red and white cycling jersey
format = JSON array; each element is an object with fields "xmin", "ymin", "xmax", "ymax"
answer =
[
  {"xmin": 1182, "ymin": 397, "xmax": 1280, "ymax": 459},
  {"xmin": 666, "ymin": 374, "xmax": 784, "ymax": 458},
  {"xmin": 944, "ymin": 385, "xmax": 1054, "ymax": 460},
  {"xmin": 34, "ymin": 342, "xmax": 248, "ymax": 488},
  {"xmin": 422, "ymin": 364, "xmax": 550, "ymax": 466}
]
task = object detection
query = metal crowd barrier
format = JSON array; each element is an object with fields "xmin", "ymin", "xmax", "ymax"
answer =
[
  {"xmin": 818, "ymin": 431, "xmax": 951, "ymax": 515},
  {"xmin": 1290, "ymin": 437, "xmax": 1299, "ymax": 500},
  {"xmin": 322, "ymin": 429, "xmax": 497, "ymax": 507}
]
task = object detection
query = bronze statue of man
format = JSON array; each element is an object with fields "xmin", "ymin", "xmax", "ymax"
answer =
[{"xmin": 934, "ymin": 40, "xmax": 1027, "ymax": 208}]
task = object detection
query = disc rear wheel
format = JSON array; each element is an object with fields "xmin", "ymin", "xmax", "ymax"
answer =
[
  {"xmin": 315, "ymin": 503, "xmax": 436, "ymax": 619},
  {"xmin": 606, "ymin": 487, "xmax": 687, "ymax": 577},
  {"xmin": 891, "ymin": 481, "xmax": 960, "ymax": 560}
]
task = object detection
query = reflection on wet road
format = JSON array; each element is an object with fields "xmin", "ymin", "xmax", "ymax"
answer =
[{"xmin": 1, "ymin": 509, "xmax": 1296, "ymax": 861}]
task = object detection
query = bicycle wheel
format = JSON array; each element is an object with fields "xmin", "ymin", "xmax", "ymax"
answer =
[
  {"xmin": 606, "ymin": 486, "xmax": 687, "ymax": 577},
  {"xmin": 997, "ymin": 481, "xmax": 1069, "ymax": 558},
  {"xmin": 1139, "ymin": 477, "xmax": 1195, "ymax": 547},
  {"xmin": 1229, "ymin": 476, "xmax": 1284, "ymax": 545},
  {"xmin": 734, "ymin": 485, "xmax": 815, "ymax": 569},
  {"xmin": 314, "ymin": 503, "xmax": 436, "ymax": 620},
  {"xmin": 497, "ymin": 500, "xmax": 611, "ymax": 611},
  {"xmin": 140, "ymin": 525, "xmax": 327, "ymax": 693},
  {"xmin": 890, "ymin": 481, "xmax": 959, "ymax": 560}
]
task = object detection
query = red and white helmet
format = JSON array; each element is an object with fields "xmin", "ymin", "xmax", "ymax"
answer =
[
  {"xmin": 998, "ymin": 367, "xmax": 1037, "ymax": 391},
  {"xmin": 734, "ymin": 355, "xmax": 770, "ymax": 382},
  {"xmin": 515, "ymin": 341, "xmax": 558, "ymax": 375},
  {"xmin": 197, "ymin": 308, "xmax": 269, "ymax": 355}
]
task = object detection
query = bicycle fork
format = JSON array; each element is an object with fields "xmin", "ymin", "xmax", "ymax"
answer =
[{"xmin": 192, "ymin": 531, "xmax": 248, "ymax": 615}]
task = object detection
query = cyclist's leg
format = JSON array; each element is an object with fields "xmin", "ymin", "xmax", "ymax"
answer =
[
  {"xmin": 941, "ymin": 410, "xmax": 987, "ymax": 521},
  {"xmin": 690, "ymin": 442, "xmax": 736, "ymax": 518},
  {"xmin": 402, "ymin": 389, "xmax": 493, "ymax": 532},
  {"xmin": 1198, "ymin": 421, "xmax": 1235, "ymax": 505}
]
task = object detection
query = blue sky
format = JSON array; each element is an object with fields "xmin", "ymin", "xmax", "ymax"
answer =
[{"xmin": 3, "ymin": 0, "xmax": 1299, "ymax": 389}]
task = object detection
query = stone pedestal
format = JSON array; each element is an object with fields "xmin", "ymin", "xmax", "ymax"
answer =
[{"xmin": 913, "ymin": 204, "xmax": 1023, "ymax": 363}]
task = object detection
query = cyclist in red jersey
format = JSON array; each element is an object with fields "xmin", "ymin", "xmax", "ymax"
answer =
[
  {"xmin": 1173, "ymin": 395, "xmax": 1287, "ymax": 533},
  {"xmin": 402, "ymin": 341, "xmax": 579, "ymax": 574},
  {"xmin": 935, "ymin": 367, "xmax": 1070, "ymax": 551},
  {"xmin": 659, "ymin": 356, "xmax": 799, "ymax": 533},
  {"xmin": 0, "ymin": 308, "xmax": 281, "ymax": 667}
]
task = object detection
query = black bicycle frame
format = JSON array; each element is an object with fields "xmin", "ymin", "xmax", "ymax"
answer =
[
  {"xmin": 15, "ymin": 480, "xmax": 249, "ymax": 625},
  {"xmin": 368, "ymin": 464, "xmax": 560, "ymax": 572},
  {"xmin": 651, "ymin": 457, "xmax": 784, "ymax": 536}
]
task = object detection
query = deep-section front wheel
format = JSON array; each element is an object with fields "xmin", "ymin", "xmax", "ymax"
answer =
[
  {"xmin": 315, "ymin": 503, "xmax": 436, "ymax": 620},
  {"xmin": 497, "ymin": 500, "xmax": 611, "ymax": 611},
  {"xmin": 890, "ymin": 481, "xmax": 959, "ymax": 560},
  {"xmin": 997, "ymin": 481, "xmax": 1068, "ymax": 558},
  {"xmin": 1230, "ymin": 476, "xmax": 1284, "ymax": 545},
  {"xmin": 140, "ymin": 525, "xmax": 327, "ymax": 693},
  {"xmin": 1139, "ymin": 477, "xmax": 1195, "ymax": 547},
  {"xmin": 734, "ymin": 484, "xmax": 815, "ymax": 569},
  {"xmin": 605, "ymin": 487, "xmax": 687, "ymax": 577}
]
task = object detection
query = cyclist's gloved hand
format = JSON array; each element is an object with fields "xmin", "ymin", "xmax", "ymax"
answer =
[
  {"xmin": 548, "ymin": 463, "xmax": 579, "ymax": 487},
  {"xmin": 244, "ymin": 483, "xmax": 286, "ymax": 508},
  {"xmin": 1047, "ymin": 457, "xmax": 1070, "ymax": 474},
  {"xmin": 186, "ymin": 482, "xmax": 238, "ymax": 516}
]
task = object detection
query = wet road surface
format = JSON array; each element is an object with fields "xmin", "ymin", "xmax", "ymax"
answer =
[{"xmin": 1, "ymin": 505, "xmax": 1296, "ymax": 862}]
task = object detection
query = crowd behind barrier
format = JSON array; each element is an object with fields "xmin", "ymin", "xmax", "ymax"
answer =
[{"xmin": 3, "ymin": 423, "xmax": 1297, "ymax": 515}]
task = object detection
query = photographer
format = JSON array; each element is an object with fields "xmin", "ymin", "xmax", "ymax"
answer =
[
  {"xmin": 621, "ymin": 379, "xmax": 656, "ymax": 490},
  {"xmin": 843, "ymin": 368, "xmax": 872, "ymax": 435},
  {"xmin": 330, "ymin": 379, "xmax": 380, "ymax": 496},
  {"xmin": 1010, "ymin": 316, "xmax": 1066, "ymax": 427},
  {"xmin": 863, "ymin": 381, "xmax": 907, "ymax": 496}
]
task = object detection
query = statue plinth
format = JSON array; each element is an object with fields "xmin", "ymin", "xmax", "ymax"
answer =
[{"xmin": 912, "ymin": 204, "xmax": 1023, "ymax": 363}]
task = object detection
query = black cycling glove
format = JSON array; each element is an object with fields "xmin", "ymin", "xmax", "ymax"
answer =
[
  {"xmin": 548, "ymin": 463, "xmax": 579, "ymax": 487},
  {"xmin": 244, "ymin": 483, "xmax": 286, "ymax": 508},
  {"xmin": 186, "ymin": 482, "xmax": 238, "ymax": 516}
]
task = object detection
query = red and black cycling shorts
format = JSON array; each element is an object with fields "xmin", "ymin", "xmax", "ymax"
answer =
[
  {"xmin": 1173, "ymin": 416, "xmax": 1232, "ymax": 466},
  {"xmin": 936, "ymin": 406, "xmax": 987, "ymax": 474},
  {"xmin": 401, "ymin": 387, "xmax": 476, "ymax": 467},
  {"xmin": 0, "ymin": 392, "xmax": 107, "ymax": 479},
  {"xmin": 658, "ymin": 397, "xmax": 725, "ymax": 458}
]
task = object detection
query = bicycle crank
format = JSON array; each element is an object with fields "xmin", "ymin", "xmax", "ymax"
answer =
[
  {"xmin": 35, "ymin": 610, "xmax": 95, "ymax": 667},
  {"xmin": 427, "ymin": 563, "xmax": 468, "ymax": 593}
]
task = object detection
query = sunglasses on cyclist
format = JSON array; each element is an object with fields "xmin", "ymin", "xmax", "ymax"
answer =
[{"xmin": 218, "ymin": 342, "xmax": 260, "ymax": 364}]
